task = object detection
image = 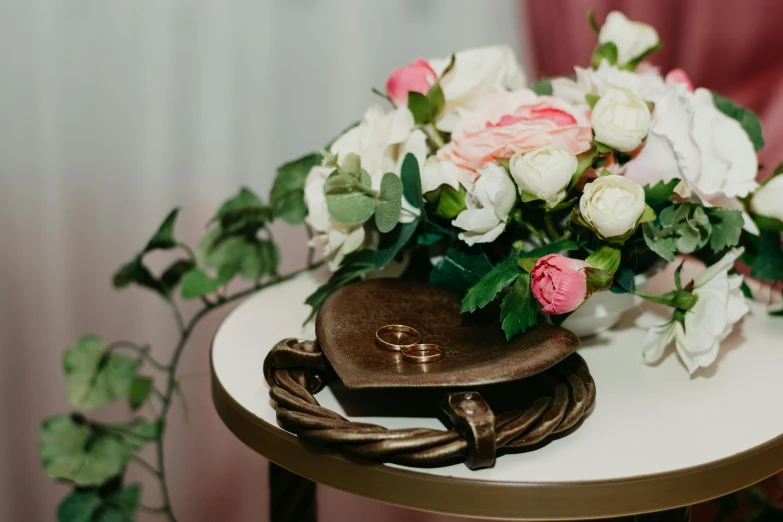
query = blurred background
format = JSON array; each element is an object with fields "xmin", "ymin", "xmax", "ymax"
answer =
[{"xmin": 1, "ymin": 1, "xmax": 782, "ymax": 521}]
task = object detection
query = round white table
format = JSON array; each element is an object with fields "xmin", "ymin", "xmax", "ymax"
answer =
[{"xmin": 211, "ymin": 269, "xmax": 783, "ymax": 521}]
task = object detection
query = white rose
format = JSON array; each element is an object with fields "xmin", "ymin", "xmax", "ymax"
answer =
[
  {"xmin": 643, "ymin": 250, "xmax": 749, "ymax": 375},
  {"xmin": 552, "ymin": 62, "xmax": 665, "ymax": 105},
  {"xmin": 624, "ymin": 85, "xmax": 758, "ymax": 202},
  {"xmin": 428, "ymin": 45, "xmax": 526, "ymax": 132},
  {"xmin": 598, "ymin": 11, "xmax": 660, "ymax": 66},
  {"xmin": 420, "ymin": 156, "xmax": 464, "ymax": 194},
  {"xmin": 579, "ymin": 175, "xmax": 645, "ymax": 238},
  {"xmin": 509, "ymin": 145, "xmax": 577, "ymax": 207},
  {"xmin": 303, "ymin": 166, "xmax": 365, "ymax": 270},
  {"xmin": 452, "ymin": 163, "xmax": 516, "ymax": 246},
  {"xmin": 591, "ymin": 86, "xmax": 651, "ymax": 152},
  {"xmin": 751, "ymin": 174, "xmax": 783, "ymax": 222}
]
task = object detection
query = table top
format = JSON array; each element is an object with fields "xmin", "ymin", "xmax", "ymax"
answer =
[{"xmin": 211, "ymin": 268, "xmax": 783, "ymax": 520}]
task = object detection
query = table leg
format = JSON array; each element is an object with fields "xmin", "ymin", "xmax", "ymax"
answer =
[{"xmin": 269, "ymin": 462, "xmax": 317, "ymax": 522}]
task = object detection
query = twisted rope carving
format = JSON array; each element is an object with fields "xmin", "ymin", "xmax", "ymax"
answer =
[{"xmin": 264, "ymin": 338, "xmax": 596, "ymax": 470}]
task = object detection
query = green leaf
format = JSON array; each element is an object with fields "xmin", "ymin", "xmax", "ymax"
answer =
[
  {"xmin": 159, "ymin": 259, "xmax": 196, "ymax": 297},
  {"xmin": 493, "ymin": 157, "xmax": 511, "ymax": 171},
  {"xmin": 304, "ymin": 250, "xmax": 376, "ymax": 322},
  {"xmin": 270, "ymin": 153, "xmax": 322, "ymax": 225},
  {"xmin": 110, "ymin": 419, "xmax": 158, "ymax": 450},
  {"xmin": 500, "ymin": 274, "xmax": 538, "ymax": 340},
  {"xmin": 519, "ymin": 190, "xmax": 539, "ymax": 203},
  {"xmin": 585, "ymin": 267, "xmax": 614, "ymax": 297},
  {"xmin": 461, "ymin": 255, "xmax": 522, "ymax": 313},
  {"xmin": 592, "ymin": 41, "xmax": 618, "ymax": 68},
  {"xmin": 240, "ymin": 239, "xmax": 280, "ymax": 281},
  {"xmin": 518, "ymin": 257, "xmax": 537, "ymax": 272},
  {"xmin": 58, "ymin": 484, "xmax": 141, "ymax": 522},
  {"xmin": 374, "ymin": 221, "xmax": 419, "ymax": 270},
  {"xmin": 401, "ymin": 153, "xmax": 423, "ymax": 209},
  {"xmin": 145, "ymin": 209, "xmax": 179, "ymax": 251},
  {"xmin": 180, "ymin": 269, "xmax": 221, "ymax": 299},
  {"xmin": 40, "ymin": 415, "xmax": 131, "ymax": 486},
  {"xmin": 215, "ymin": 187, "xmax": 263, "ymax": 221},
  {"xmin": 610, "ymin": 266, "xmax": 636, "ymax": 294},
  {"xmin": 429, "ymin": 246, "xmax": 493, "ymax": 296},
  {"xmin": 585, "ymin": 93, "xmax": 601, "ymax": 109},
  {"xmin": 440, "ymin": 53, "xmax": 456, "ymax": 79},
  {"xmin": 622, "ymin": 41, "xmax": 664, "ymax": 70},
  {"xmin": 64, "ymin": 335, "xmax": 139, "ymax": 411},
  {"xmin": 112, "ymin": 256, "xmax": 166, "ymax": 296},
  {"xmin": 585, "ymin": 244, "xmax": 621, "ymax": 272},
  {"xmin": 525, "ymin": 239, "xmax": 584, "ymax": 258},
  {"xmin": 644, "ymin": 178, "xmax": 680, "ymax": 204},
  {"xmin": 642, "ymin": 222, "xmax": 677, "ymax": 262},
  {"xmin": 407, "ymin": 91, "xmax": 430, "ymax": 124},
  {"xmin": 128, "ymin": 376, "xmax": 152, "ymax": 410},
  {"xmin": 340, "ymin": 152, "xmax": 362, "ymax": 175},
  {"xmin": 706, "ymin": 208, "xmax": 744, "ymax": 253},
  {"xmin": 752, "ymin": 213, "xmax": 783, "ymax": 232},
  {"xmin": 639, "ymin": 204, "xmax": 657, "ymax": 224},
  {"xmin": 587, "ymin": 7, "xmax": 599, "ymax": 33},
  {"xmin": 532, "ymin": 79, "xmax": 553, "ymax": 96},
  {"xmin": 712, "ymin": 92, "xmax": 764, "ymax": 152},
  {"xmin": 326, "ymin": 191, "xmax": 376, "ymax": 225},
  {"xmin": 426, "ymin": 83, "xmax": 445, "ymax": 118},
  {"xmin": 751, "ymin": 231, "xmax": 783, "ymax": 281},
  {"xmin": 375, "ymin": 172, "xmax": 403, "ymax": 233},
  {"xmin": 570, "ymin": 147, "xmax": 597, "ymax": 188},
  {"xmin": 428, "ymin": 184, "xmax": 467, "ymax": 219}
]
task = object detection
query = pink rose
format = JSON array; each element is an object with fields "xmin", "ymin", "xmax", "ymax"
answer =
[
  {"xmin": 385, "ymin": 58, "xmax": 438, "ymax": 107},
  {"xmin": 665, "ymin": 68, "xmax": 694, "ymax": 92},
  {"xmin": 530, "ymin": 254, "xmax": 590, "ymax": 314},
  {"xmin": 437, "ymin": 90, "xmax": 592, "ymax": 184}
]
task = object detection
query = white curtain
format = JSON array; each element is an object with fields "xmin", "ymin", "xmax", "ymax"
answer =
[{"xmin": 0, "ymin": 1, "xmax": 530, "ymax": 520}]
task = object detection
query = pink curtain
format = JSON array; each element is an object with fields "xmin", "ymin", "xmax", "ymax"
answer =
[{"xmin": 525, "ymin": 0, "xmax": 783, "ymax": 172}]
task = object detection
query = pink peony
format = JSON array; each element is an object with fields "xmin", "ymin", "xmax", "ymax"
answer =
[
  {"xmin": 385, "ymin": 58, "xmax": 438, "ymax": 107},
  {"xmin": 437, "ymin": 90, "xmax": 592, "ymax": 184},
  {"xmin": 530, "ymin": 254, "xmax": 590, "ymax": 315}
]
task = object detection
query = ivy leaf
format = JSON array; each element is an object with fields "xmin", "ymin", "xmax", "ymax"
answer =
[
  {"xmin": 40, "ymin": 414, "xmax": 132, "ymax": 486},
  {"xmin": 145, "ymin": 208, "xmax": 179, "ymax": 251},
  {"xmin": 64, "ymin": 335, "xmax": 139, "ymax": 411},
  {"xmin": 429, "ymin": 246, "xmax": 493, "ymax": 296},
  {"xmin": 375, "ymin": 173, "xmax": 403, "ymax": 233},
  {"xmin": 707, "ymin": 208, "xmax": 744, "ymax": 253},
  {"xmin": 500, "ymin": 274, "xmax": 538, "ymax": 340},
  {"xmin": 401, "ymin": 153, "xmax": 423, "ymax": 209},
  {"xmin": 751, "ymin": 231, "xmax": 783, "ymax": 282},
  {"xmin": 270, "ymin": 153, "xmax": 322, "ymax": 225},
  {"xmin": 58, "ymin": 483, "xmax": 141, "ymax": 522},
  {"xmin": 304, "ymin": 250, "xmax": 376, "ymax": 322},
  {"xmin": 180, "ymin": 269, "xmax": 221, "ymax": 299},
  {"xmin": 644, "ymin": 178, "xmax": 680, "ymax": 205},
  {"xmin": 712, "ymin": 92, "xmax": 764, "ymax": 152},
  {"xmin": 461, "ymin": 254, "xmax": 522, "ymax": 313},
  {"xmin": 128, "ymin": 376, "xmax": 152, "ymax": 410},
  {"xmin": 374, "ymin": 221, "xmax": 418, "ymax": 270},
  {"xmin": 531, "ymin": 79, "xmax": 553, "ymax": 96},
  {"xmin": 407, "ymin": 91, "xmax": 430, "ymax": 125}
]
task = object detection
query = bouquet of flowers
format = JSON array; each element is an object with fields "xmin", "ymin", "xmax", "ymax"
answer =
[{"xmin": 274, "ymin": 10, "xmax": 783, "ymax": 375}]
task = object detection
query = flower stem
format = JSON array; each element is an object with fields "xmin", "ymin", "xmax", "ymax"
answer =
[
  {"xmin": 543, "ymin": 213, "xmax": 559, "ymax": 242},
  {"xmin": 423, "ymin": 123, "xmax": 446, "ymax": 148}
]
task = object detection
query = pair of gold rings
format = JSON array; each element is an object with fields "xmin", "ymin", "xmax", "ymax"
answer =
[{"xmin": 375, "ymin": 324, "xmax": 443, "ymax": 364}]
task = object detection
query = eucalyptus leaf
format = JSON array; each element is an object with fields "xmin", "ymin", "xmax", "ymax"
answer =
[
  {"xmin": 375, "ymin": 173, "xmax": 403, "ymax": 233},
  {"xmin": 326, "ymin": 191, "xmax": 376, "ymax": 225},
  {"xmin": 64, "ymin": 335, "xmax": 139, "ymax": 411},
  {"xmin": 270, "ymin": 153, "xmax": 322, "ymax": 225},
  {"xmin": 40, "ymin": 414, "xmax": 132, "ymax": 486}
]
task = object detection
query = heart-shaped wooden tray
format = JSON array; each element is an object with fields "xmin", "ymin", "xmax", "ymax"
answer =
[{"xmin": 315, "ymin": 279, "xmax": 580, "ymax": 389}]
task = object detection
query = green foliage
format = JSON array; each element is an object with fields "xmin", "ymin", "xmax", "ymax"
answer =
[
  {"xmin": 407, "ymin": 84, "xmax": 446, "ymax": 124},
  {"xmin": 145, "ymin": 209, "xmax": 179, "ymax": 251},
  {"xmin": 712, "ymin": 92, "xmax": 765, "ymax": 152},
  {"xmin": 500, "ymin": 274, "xmax": 538, "ymax": 340},
  {"xmin": 180, "ymin": 269, "xmax": 222, "ymax": 299},
  {"xmin": 587, "ymin": 7, "xmax": 599, "ymax": 33},
  {"xmin": 526, "ymin": 239, "xmax": 584, "ymax": 258},
  {"xmin": 375, "ymin": 221, "xmax": 419, "ymax": 270},
  {"xmin": 64, "ymin": 336, "xmax": 139, "ymax": 411},
  {"xmin": 622, "ymin": 42, "xmax": 663, "ymax": 71},
  {"xmin": 751, "ymin": 231, "xmax": 783, "ymax": 282},
  {"xmin": 585, "ymin": 93, "xmax": 600, "ymax": 109},
  {"xmin": 461, "ymin": 255, "xmax": 522, "ymax": 313},
  {"xmin": 427, "ymin": 83, "xmax": 446, "ymax": 118},
  {"xmin": 270, "ymin": 152, "xmax": 322, "ymax": 225},
  {"xmin": 40, "ymin": 415, "xmax": 133, "ymax": 486},
  {"xmin": 610, "ymin": 266, "xmax": 636, "ymax": 294},
  {"xmin": 128, "ymin": 376, "xmax": 152, "ymax": 410},
  {"xmin": 109, "ymin": 419, "xmax": 158, "ymax": 450},
  {"xmin": 707, "ymin": 208, "xmax": 744, "ymax": 253},
  {"xmin": 429, "ymin": 246, "xmax": 494, "ymax": 296},
  {"xmin": 569, "ymin": 148, "xmax": 597, "ymax": 188},
  {"xmin": 58, "ymin": 483, "xmax": 141, "ymax": 522},
  {"xmin": 752, "ymin": 214, "xmax": 783, "ymax": 233},
  {"xmin": 531, "ymin": 79, "xmax": 553, "ymax": 96},
  {"xmin": 643, "ymin": 178, "xmax": 680, "ymax": 206},
  {"xmin": 304, "ymin": 250, "xmax": 376, "ymax": 322},
  {"xmin": 585, "ymin": 267, "xmax": 614, "ymax": 296},
  {"xmin": 375, "ymin": 173, "xmax": 403, "ymax": 233},
  {"xmin": 591, "ymin": 41, "xmax": 618, "ymax": 68},
  {"xmin": 324, "ymin": 169, "xmax": 376, "ymax": 225},
  {"xmin": 585, "ymin": 244, "xmax": 621, "ymax": 272},
  {"xmin": 426, "ymin": 184, "xmax": 467, "ymax": 219},
  {"xmin": 401, "ymin": 152, "xmax": 423, "ymax": 209}
]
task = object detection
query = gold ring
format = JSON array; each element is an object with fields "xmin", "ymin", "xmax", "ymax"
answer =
[
  {"xmin": 375, "ymin": 325, "xmax": 422, "ymax": 352},
  {"xmin": 401, "ymin": 343, "xmax": 443, "ymax": 363}
]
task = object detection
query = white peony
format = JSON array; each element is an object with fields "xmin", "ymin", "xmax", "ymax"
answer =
[
  {"xmin": 751, "ymin": 174, "xmax": 783, "ymax": 222},
  {"xmin": 552, "ymin": 62, "xmax": 665, "ymax": 105},
  {"xmin": 420, "ymin": 156, "xmax": 464, "ymax": 194},
  {"xmin": 428, "ymin": 45, "xmax": 526, "ymax": 132},
  {"xmin": 643, "ymin": 250, "xmax": 749, "ymax": 375},
  {"xmin": 580, "ymin": 175, "xmax": 645, "ymax": 238},
  {"xmin": 624, "ymin": 85, "xmax": 758, "ymax": 202},
  {"xmin": 509, "ymin": 145, "xmax": 577, "ymax": 207},
  {"xmin": 452, "ymin": 162, "xmax": 516, "ymax": 246},
  {"xmin": 304, "ymin": 166, "xmax": 365, "ymax": 270},
  {"xmin": 598, "ymin": 11, "xmax": 660, "ymax": 66},
  {"xmin": 591, "ymin": 86, "xmax": 651, "ymax": 152}
]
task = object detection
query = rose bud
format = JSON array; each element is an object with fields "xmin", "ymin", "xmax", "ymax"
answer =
[
  {"xmin": 530, "ymin": 254, "xmax": 590, "ymax": 314},
  {"xmin": 591, "ymin": 86, "xmax": 651, "ymax": 152},
  {"xmin": 385, "ymin": 58, "xmax": 438, "ymax": 107},
  {"xmin": 509, "ymin": 145, "xmax": 578, "ymax": 208},
  {"xmin": 579, "ymin": 175, "xmax": 645, "ymax": 238}
]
